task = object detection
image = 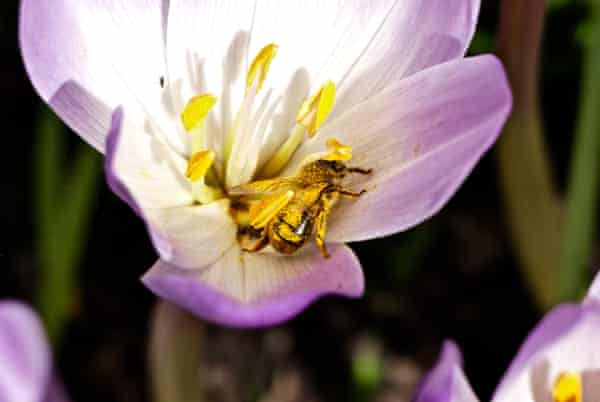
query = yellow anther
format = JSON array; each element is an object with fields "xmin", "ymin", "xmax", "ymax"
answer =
[
  {"xmin": 246, "ymin": 43, "xmax": 278, "ymax": 93},
  {"xmin": 181, "ymin": 94, "xmax": 218, "ymax": 132},
  {"xmin": 296, "ymin": 81, "xmax": 336, "ymax": 137},
  {"xmin": 186, "ymin": 150, "xmax": 216, "ymax": 182},
  {"xmin": 323, "ymin": 138, "xmax": 353, "ymax": 162},
  {"xmin": 249, "ymin": 190, "xmax": 294, "ymax": 229},
  {"xmin": 553, "ymin": 371, "xmax": 582, "ymax": 402}
]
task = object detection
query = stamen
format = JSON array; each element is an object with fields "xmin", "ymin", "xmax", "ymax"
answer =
[
  {"xmin": 224, "ymin": 85, "xmax": 257, "ymax": 187},
  {"xmin": 258, "ymin": 82, "xmax": 337, "ymax": 178},
  {"xmin": 246, "ymin": 43, "xmax": 278, "ymax": 94},
  {"xmin": 186, "ymin": 150, "xmax": 216, "ymax": 182},
  {"xmin": 181, "ymin": 94, "xmax": 218, "ymax": 132},
  {"xmin": 296, "ymin": 81, "xmax": 336, "ymax": 137},
  {"xmin": 553, "ymin": 371, "xmax": 582, "ymax": 402},
  {"xmin": 223, "ymin": 44, "xmax": 278, "ymax": 181}
]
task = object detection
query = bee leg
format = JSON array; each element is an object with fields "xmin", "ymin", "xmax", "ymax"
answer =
[
  {"xmin": 315, "ymin": 209, "xmax": 331, "ymax": 259},
  {"xmin": 315, "ymin": 192, "xmax": 337, "ymax": 259},
  {"xmin": 346, "ymin": 167, "xmax": 373, "ymax": 175},
  {"xmin": 241, "ymin": 230, "xmax": 270, "ymax": 253},
  {"xmin": 335, "ymin": 187, "xmax": 367, "ymax": 199},
  {"xmin": 239, "ymin": 226, "xmax": 270, "ymax": 253}
]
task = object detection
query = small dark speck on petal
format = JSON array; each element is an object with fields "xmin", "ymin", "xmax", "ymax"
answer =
[{"xmin": 159, "ymin": 76, "xmax": 165, "ymax": 88}]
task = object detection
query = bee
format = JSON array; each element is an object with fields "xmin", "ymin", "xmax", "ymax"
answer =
[{"xmin": 230, "ymin": 152, "xmax": 372, "ymax": 258}]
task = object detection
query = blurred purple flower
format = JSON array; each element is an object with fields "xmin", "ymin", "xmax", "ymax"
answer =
[
  {"xmin": 414, "ymin": 272, "xmax": 600, "ymax": 402},
  {"xmin": 0, "ymin": 302, "xmax": 68, "ymax": 402},
  {"xmin": 20, "ymin": 0, "xmax": 511, "ymax": 327}
]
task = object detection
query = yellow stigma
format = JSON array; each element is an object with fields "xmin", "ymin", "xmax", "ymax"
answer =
[
  {"xmin": 553, "ymin": 371, "xmax": 582, "ymax": 402},
  {"xmin": 186, "ymin": 150, "xmax": 216, "ymax": 182},
  {"xmin": 323, "ymin": 138, "xmax": 353, "ymax": 162},
  {"xmin": 246, "ymin": 43, "xmax": 278, "ymax": 93},
  {"xmin": 296, "ymin": 81, "xmax": 336, "ymax": 137},
  {"xmin": 181, "ymin": 94, "xmax": 218, "ymax": 132}
]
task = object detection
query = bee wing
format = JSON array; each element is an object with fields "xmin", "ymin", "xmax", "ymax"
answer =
[
  {"xmin": 228, "ymin": 177, "xmax": 297, "ymax": 196},
  {"xmin": 249, "ymin": 190, "xmax": 295, "ymax": 229}
]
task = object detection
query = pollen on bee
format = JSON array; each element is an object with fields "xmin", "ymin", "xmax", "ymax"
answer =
[{"xmin": 230, "ymin": 139, "xmax": 371, "ymax": 258}]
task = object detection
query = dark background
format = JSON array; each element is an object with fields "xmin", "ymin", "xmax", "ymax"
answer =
[{"xmin": 1, "ymin": 1, "xmax": 592, "ymax": 401}]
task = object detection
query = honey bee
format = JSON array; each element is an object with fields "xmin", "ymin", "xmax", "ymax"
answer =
[{"xmin": 230, "ymin": 156, "xmax": 372, "ymax": 258}]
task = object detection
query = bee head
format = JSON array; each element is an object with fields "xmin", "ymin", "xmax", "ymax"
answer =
[{"xmin": 317, "ymin": 159, "xmax": 347, "ymax": 178}]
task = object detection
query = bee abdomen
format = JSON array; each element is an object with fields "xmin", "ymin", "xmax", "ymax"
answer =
[{"xmin": 270, "ymin": 221, "xmax": 306, "ymax": 255}]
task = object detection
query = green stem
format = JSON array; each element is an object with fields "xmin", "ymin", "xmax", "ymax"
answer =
[
  {"xmin": 149, "ymin": 302, "xmax": 206, "ymax": 402},
  {"xmin": 496, "ymin": 0, "xmax": 564, "ymax": 309},
  {"xmin": 559, "ymin": 4, "xmax": 600, "ymax": 301}
]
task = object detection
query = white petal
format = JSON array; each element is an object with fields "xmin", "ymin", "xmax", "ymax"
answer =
[
  {"xmin": 166, "ymin": 0, "xmax": 257, "ymax": 159},
  {"xmin": 149, "ymin": 200, "xmax": 237, "ymax": 270},
  {"xmin": 106, "ymin": 108, "xmax": 193, "ymax": 211},
  {"xmin": 166, "ymin": 0, "xmax": 480, "ymax": 167}
]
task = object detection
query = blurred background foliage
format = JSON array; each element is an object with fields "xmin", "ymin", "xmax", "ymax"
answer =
[{"xmin": 2, "ymin": 1, "xmax": 599, "ymax": 402}]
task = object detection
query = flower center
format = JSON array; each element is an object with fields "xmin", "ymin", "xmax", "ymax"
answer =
[
  {"xmin": 177, "ymin": 43, "xmax": 371, "ymax": 258},
  {"xmin": 553, "ymin": 371, "xmax": 582, "ymax": 402}
]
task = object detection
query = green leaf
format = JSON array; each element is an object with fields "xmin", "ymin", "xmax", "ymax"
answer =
[
  {"xmin": 559, "ymin": 4, "xmax": 600, "ymax": 301},
  {"xmin": 33, "ymin": 107, "xmax": 102, "ymax": 344}
]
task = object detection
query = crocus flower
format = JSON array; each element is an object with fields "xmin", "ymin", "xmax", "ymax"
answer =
[
  {"xmin": 0, "ymin": 301, "xmax": 68, "ymax": 402},
  {"xmin": 20, "ymin": 0, "xmax": 511, "ymax": 327},
  {"xmin": 414, "ymin": 272, "xmax": 600, "ymax": 402}
]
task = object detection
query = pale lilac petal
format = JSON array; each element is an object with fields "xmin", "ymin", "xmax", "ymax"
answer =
[
  {"xmin": 142, "ymin": 244, "xmax": 364, "ymax": 327},
  {"xmin": 289, "ymin": 55, "xmax": 511, "ymax": 243},
  {"xmin": 325, "ymin": 0, "xmax": 480, "ymax": 114},
  {"xmin": 19, "ymin": 0, "xmax": 168, "ymax": 152},
  {"xmin": 250, "ymin": 0, "xmax": 481, "ymax": 112},
  {"xmin": 414, "ymin": 341, "xmax": 479, "ymax": 402},
  {"xmin": 0, "ymin": 302, "xmax": 52, "ymax": 402},
  {"xmin": 492, "ymin": 304, "xmax": 600, "ymax": 402}
]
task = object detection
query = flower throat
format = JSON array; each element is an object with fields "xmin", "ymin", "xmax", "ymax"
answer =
[{"xmin": 177, "ymin": 43, "xmax": 372, "ymax": 258}]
